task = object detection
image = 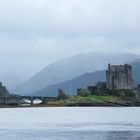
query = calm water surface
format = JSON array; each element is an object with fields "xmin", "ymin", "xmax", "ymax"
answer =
[{"xmin": 0, "ymin": 107, "xmax": 140, "ymax": 140}]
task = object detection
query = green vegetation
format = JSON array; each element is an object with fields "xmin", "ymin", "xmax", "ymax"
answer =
[
  {"xmin": 47, "ymin": 95, "xmax": 140, "ymax": 106},
  {"xmin": 78, "ymin": 89, "xmax": 91, "ymax": 97},
  {"xmin": 108, "ymin": 89, "xmax": 136, "ymax": 98}
]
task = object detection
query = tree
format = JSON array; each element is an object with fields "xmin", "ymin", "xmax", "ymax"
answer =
[{"xmin": 57, "ymin": 88, "xmax": 66, "ymax": 98}]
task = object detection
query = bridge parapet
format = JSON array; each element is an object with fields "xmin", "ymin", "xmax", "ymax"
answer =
[{"xmin": 0, "ymin": 96, "xmax": 55, "ymax": 106}]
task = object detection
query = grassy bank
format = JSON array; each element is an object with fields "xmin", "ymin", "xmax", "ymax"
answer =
[{"xmin": 46, "ymin": 95, "xmax": 140, "ymax": 107}]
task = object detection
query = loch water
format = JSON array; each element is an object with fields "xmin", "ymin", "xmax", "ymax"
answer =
[{"xmin": 0, "ymin": 107, "xmax": 140, "ymax": 140}]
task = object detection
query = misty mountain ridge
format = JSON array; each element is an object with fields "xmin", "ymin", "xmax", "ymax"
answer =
[
  {"xmin": 11, "ymin": 52, "xmax": 140, "ymax": 95},
  {"xmin": 31, "ymin": 70, "xmax": 106, "ymax": 97},
  {"xmin": 31, "ymin": 58, "xmax": 140, "ymax": 97}
]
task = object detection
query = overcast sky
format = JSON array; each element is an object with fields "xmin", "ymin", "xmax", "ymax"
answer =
[{"xmin": 0, "ymin": 0, "xmax": 140, "ymax": 80}]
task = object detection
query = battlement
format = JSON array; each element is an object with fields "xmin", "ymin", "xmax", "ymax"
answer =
[{"xmin": 108, "ymin": 64, "xmax": 132, "ymax": 72}]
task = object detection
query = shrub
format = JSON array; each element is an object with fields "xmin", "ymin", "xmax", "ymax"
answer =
[
  {"xmin": 109, "ymin": 89, "xmax": 136, "ymax": 97},
  {"xmin": 78, "ymin": 89, "xmax": 91, "ymax": 97}
]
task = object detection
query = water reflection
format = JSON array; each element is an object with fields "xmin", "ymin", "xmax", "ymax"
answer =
[{"xmin": 105, "ymin": 131, "xmax": 139, "ymax": 140}]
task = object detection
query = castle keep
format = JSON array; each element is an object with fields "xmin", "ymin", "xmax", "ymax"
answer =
[{"xmin": 106, "ymin": 64, "xmax": 135, "ymax": 90}]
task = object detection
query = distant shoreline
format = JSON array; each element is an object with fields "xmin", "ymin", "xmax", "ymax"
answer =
[
  {"xmin": 0, "ymin": 95, "xmax": 140, "ymax": 108},
  {"xmin": 0, "ymin": 102, "xmax": 140, "ymax": 108}
]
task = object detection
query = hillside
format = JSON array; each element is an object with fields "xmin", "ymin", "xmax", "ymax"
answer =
[{"xmin": 30, "ymin": 71, "xmax": 106, "ymax": 96}]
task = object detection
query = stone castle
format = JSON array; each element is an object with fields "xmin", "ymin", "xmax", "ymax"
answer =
[{"xmin": 106, "ymin": 64, "xmax": 135, "ymax": 90}]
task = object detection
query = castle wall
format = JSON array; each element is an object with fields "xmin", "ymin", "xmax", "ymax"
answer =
[{"xmin": 106, "ymin": 64, "xmax": 135, "ymax": 90}]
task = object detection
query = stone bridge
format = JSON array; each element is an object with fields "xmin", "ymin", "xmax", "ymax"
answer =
[{"xmin": 0, "ymin": 96, "xmax": 55, "ymax": 106}]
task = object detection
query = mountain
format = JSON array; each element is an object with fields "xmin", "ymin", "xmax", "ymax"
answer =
[
  {"xmin": 30, "ymin": 70, "xmax": 106, "ymax": 96},
  {"xmin": 12, "ymin": 52, "xmax": 140, "ymax": 95},
  {"xmin": 31, "ymin": 59, "xmax": 140, "ymax": 97}
]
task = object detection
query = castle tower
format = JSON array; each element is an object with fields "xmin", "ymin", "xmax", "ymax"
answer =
[{"xmin": 106, "ymin": 64, "xmax": 135, "ymax": 90}]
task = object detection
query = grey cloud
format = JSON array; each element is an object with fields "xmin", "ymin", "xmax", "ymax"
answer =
[{"xmin": 0, "ymin": 0, "xmax": 140, "ymax": 80}]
